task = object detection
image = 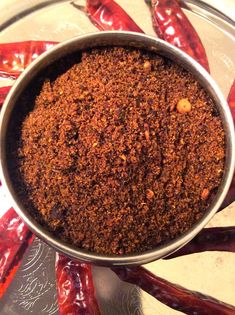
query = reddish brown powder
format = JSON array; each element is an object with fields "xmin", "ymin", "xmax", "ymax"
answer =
[{"xmin": 9, "ymin": 47, "xmax": 225, "ymax": 255}]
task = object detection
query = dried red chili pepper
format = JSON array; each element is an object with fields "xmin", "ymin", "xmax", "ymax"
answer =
[
  {"xmin": 0, "ymin": 85, "xmax": 12, "ymax": 107},
  {"xmin": 149, "ymin": 0, "xmax": 210, "ymax": 72},
  {"xmin": 165, "ymin": 227, "xmax": 235, "ymax": 259},
  {"xmin": 72, "ymin": 0, "xmax": 144, "ymax": 32},
  {"xmin": 112, "ymin": 266, "xmax": 235, "ymax": 315},
  {"xmin": 55, "ymin": 253, "xmax": 100, "ymax": 315},
  {"xmin": 221, "ymin": 80, "xmax": 235, "ymax": 209},
  {"xmin": 228, "ymin": 80, "xmax": 235, "ymax": 119},
  {"xmin": 0, "ymin": 207, "xmax": 34, "ymax": 299},
  {"xmin": 0, "ymin": 41, "xmax": 58, "ymax": 80}
]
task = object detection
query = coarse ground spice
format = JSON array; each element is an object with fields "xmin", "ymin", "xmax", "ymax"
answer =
[{"xmin": 8, "ymin": 47, "xmax": 225, "ymax": 255}]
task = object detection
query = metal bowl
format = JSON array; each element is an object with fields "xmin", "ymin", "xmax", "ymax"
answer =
[{"xmin": 0, "ymin": 31, "xmax": 234, "ymax": 266}]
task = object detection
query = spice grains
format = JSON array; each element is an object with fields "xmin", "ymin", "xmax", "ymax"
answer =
[{"xmin": 10, "ymin": 47, "xmax": 225, "ymax": 255}]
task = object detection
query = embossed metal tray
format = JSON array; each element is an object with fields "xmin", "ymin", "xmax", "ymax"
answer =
[{"xmin": 0, "ymin": 1, "xmax": 235, "ymax": 314}]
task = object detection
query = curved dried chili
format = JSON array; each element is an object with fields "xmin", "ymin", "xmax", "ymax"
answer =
[
  {"xmin": 112, "ymin": 266, "xmax": 235, "ymax": 315},
  {"xmin": 165, "ymin": 226, "xmax": 235, "ymax": 259},
  {"xmin": 0, "ymin": 41, "xmax": 58, "ymax": 79},
  {"xmin": 149, "ymin": 0, "xmax": 210, "ymax": 72},
  {"xmin": 55, "ymin": 253, "xmax": 101, "ymax": 315},
  {"xmin": 0, "ymin": 207, "xmax": 34, "ymax": 299},
  {"xmin": 72, "ymin": 0, "xmax": 144, "ymax": 32},
  {"xmin": 227, "ymin": 80, "xmax": 235, "ymax": 119}
]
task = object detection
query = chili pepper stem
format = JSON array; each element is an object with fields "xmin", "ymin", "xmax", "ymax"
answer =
[{"xmin": 70, "ymin": 1, "xmax": 86, "ymax": 13}]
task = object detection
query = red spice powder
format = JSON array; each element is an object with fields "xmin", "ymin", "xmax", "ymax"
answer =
[{"xmin": 9, "ymin": 47, "xmax": 225, "ymax": 255}]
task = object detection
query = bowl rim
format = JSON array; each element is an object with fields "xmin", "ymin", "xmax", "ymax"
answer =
[{"xmin": 0, "ymin": 31, "xmax": 234, "ymax": 266}]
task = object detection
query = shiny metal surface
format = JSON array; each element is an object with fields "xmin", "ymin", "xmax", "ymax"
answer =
[{"xmin": 0, "ymin": 31, "xmax": 234, "ymax": 266}]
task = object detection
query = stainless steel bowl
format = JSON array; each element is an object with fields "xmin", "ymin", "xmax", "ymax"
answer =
[{"xmin": 0, "ymin": 31, "xmax": 234, "ymax": 266}]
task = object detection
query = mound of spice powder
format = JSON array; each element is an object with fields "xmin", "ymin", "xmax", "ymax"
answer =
[{"xmin": 9, "ymin": 47, "xmax": 225, "ymax": 255}]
